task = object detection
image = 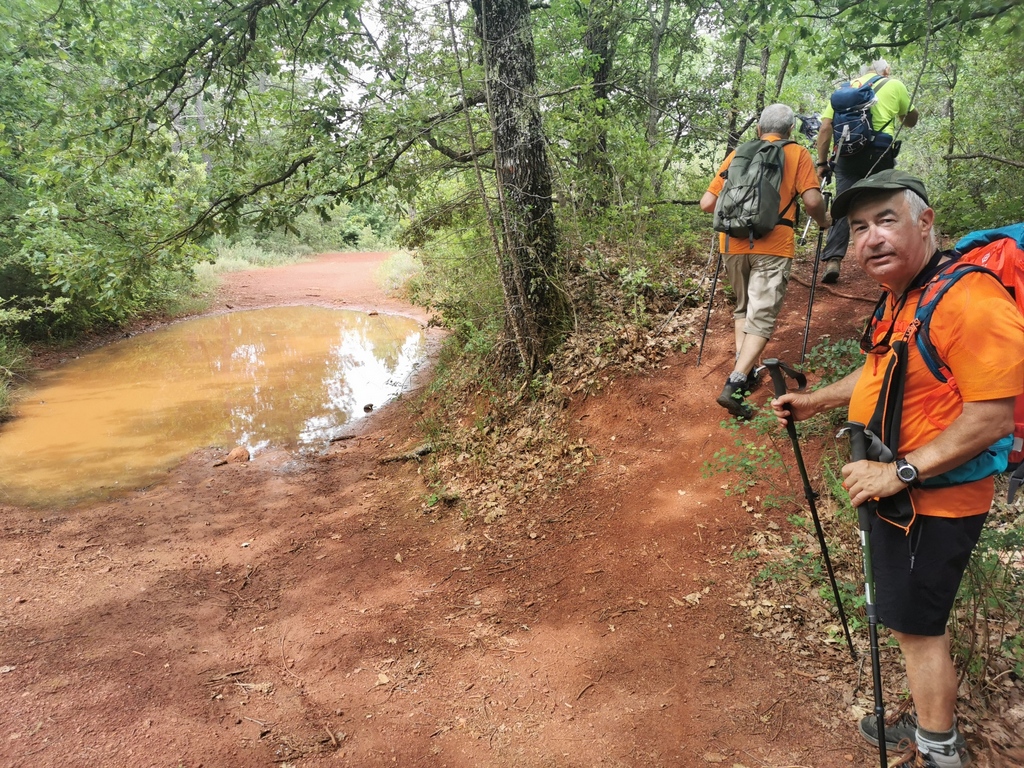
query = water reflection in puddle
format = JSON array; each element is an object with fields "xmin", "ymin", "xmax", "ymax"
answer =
[{"xmin": 0, "ymin": 307, "xmax": 425, "ymax": 507}]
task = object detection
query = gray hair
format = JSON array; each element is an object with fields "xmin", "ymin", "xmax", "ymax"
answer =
[
  {"xmin": 905, "ymin": 189, "xmax": 938, "ymax": 250},
  {"xmin": 758, "ymin": 103, "xmax": 795, "ymax": 137},
  {"xmin": 860, "ymin": 58, "xmax": 891, "ymax": 76}
]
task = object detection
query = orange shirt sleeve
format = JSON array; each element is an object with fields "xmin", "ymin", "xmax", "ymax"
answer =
[
  {"xmin": 707, "ymin": 154, "xmax": 732, "ymax": 198},
  {"xmin": 792, "ymin": 145, "xmax": 820, "ymax": 196}
]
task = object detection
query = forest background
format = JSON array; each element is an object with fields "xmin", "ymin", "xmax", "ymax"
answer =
[{"xmin": 3, "ymin": 0, "xmax": 1023, "ymax": 380}]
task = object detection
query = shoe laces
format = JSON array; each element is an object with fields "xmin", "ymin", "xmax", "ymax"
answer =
[
  {"xmin": 890, "ymin": 745, "xmax": 936, "ymax": 768},
  {"xmin": 885, "ymin": 696, "xmax": 917, "ymax": 730}
]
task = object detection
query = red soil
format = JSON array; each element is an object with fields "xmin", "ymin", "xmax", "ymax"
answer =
[{"xmin": 0, "ymin": 251, "xmax": 1011, "ymax": 767}]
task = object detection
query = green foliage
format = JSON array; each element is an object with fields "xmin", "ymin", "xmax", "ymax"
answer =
[
  {"xmin": 804, "ymin": 337, "xmax": 863, "ymax": 386},
  {"xmin": 951, "ymin": 500, "xmax": 1024, "ymax": 694},
  {"xmin": 404, "ymin": 209, "xmax": 505, "ymax": 354},
  {"xmin": 701, "ymin": 407, "xmax": 790, "ymax": 504},
  {"xmin": 375, "ymin": 251, "xmax": 423, "ymax": 296},
  {"xmin": 754, "ymin": 534, "xmax": 817, "ymax": 583},
  {"xmin": 0, "ymin": 332, "xmax": 28, "ymax": 419}
]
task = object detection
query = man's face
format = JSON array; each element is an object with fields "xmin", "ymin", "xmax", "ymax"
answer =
[{"xmin": 848, "ymin": 191, "xmax": 934, "ymax": 293}]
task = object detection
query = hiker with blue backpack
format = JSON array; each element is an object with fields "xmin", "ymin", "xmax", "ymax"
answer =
[
  {"xmin": 772, "ymin": 170, "xmax": 1024, "ymax": 768},
  {"xmin": 699, "ymin": 103, "xmax": 831, "ymax": 420},
  {"xmin": 816, "ymin": 59, "xmax": 920, "ymax": 285}
]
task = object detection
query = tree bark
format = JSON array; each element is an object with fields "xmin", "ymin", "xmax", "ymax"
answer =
[
  {"xmin": 756, "ymin": 46, "xmax": 769, "ymax": 115},
  {"xmin": 725, "ymin": 34, "xmax": 748, "ymax": 156},
  {"xmin": 472, "ymin": 0, "xmax": 562, "ymax": 373},
  {"xmin": 945, "ymin": 60, "xmax": 958, "ymax": 181},
  {"xmin": 578, "ymin": 0, "xmax": 617, "ymax": 209},
  {"xmin": 645, "ymin": 0, "xmax": 672, "ymax": 148}
]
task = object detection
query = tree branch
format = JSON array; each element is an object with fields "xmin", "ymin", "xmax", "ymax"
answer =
[
  {"xmin": 423, "ymin": 132, "xmax": 493, "ymax": 163},
  {"xmin": 945, "ymin": 152, "xmax": 1024, "ymax": 169}
]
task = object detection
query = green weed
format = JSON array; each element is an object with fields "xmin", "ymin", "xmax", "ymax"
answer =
[
  {"xmin": 701, "ymin": 406, "xmax": 790, "ymax": 504},
  {"xmin": 0, "ymin": 333, "xmax": 29, "ymax": 421}
]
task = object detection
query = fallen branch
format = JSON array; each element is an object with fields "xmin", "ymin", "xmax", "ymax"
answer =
[
  {"xmin": 380, "ymin": 443, "xmax": 434, "ymax": 463},
  {"xmin": 790, "ymin": 274, "xmax": 877, "ymax": 303}
]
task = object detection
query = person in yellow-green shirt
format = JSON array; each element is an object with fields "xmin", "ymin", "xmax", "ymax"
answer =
[{"xmin": 816, "ymin": 59, "xmax": 919, "ymax": 284}]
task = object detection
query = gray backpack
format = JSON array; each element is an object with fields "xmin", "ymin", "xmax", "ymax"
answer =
[{"xmin": 713, "ymin": 138, "xmax": 796, "ymax": 245}]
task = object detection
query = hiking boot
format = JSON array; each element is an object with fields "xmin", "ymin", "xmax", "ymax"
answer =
[
  {"xmin": 746, "ymin": 365, "xmax": 765, "ymax": 393},
  {"xmin": 859, "ymin": 712, "xmax": 969, "ymax": 761},
  {"xmin": 821, "ymin": 259, "xmax": 841, "ymax": 284},
  {"xmin": 716, "ymin": 376, "xmax": 754, "ymax": 420}
]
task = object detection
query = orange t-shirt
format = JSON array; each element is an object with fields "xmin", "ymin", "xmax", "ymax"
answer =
[
  {"xmin": 706, "ymin": 135, "xmax": 821, "ymax": 258},
  {"xmin": 849, "ymin": 270, "xmax": 1024, "ymax": 518}
]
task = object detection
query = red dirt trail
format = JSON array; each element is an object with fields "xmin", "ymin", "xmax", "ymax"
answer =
[{"xmin": 0, "ymin": 250, "xmax": 1002, "ymax": 767}]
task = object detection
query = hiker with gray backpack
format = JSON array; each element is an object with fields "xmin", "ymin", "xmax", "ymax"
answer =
[
  {"xmin": 816, "ymin": 59, "xmax": 919, "ymax": 284},
  {"xmin": 700, "ymin": 103, "xmax": 830, "ymax": 420}
]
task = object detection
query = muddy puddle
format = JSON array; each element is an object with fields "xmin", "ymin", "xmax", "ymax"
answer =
[{"xmin": 0, "ymin": 307, "xmax": 425, "ymax": 507}]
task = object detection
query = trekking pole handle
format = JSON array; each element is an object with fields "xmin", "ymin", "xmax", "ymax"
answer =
[
  {"xmin": 763, "ymin": 359, "xmax": 798, "ymax": 434},
  {"xmin": 840, "ymin": 421, "xmax": 869, "ymax": 462}
]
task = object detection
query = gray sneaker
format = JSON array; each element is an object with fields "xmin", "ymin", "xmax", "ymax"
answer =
[
  {"xmin": 860, "ymin": 714, "xmax": 971, "ymax": 766},
  {"xmin": 859, "ymin": 711, "xmax": 917, "ymax": 750}
]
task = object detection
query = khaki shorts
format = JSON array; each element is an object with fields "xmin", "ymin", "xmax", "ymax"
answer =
[{"xmin": 723, "ymin": 253, "xmax": 792, "ymax": 339}]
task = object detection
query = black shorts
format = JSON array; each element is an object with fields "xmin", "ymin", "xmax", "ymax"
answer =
[{"xmin": 870, "ymin": 513, "xmax": 987, "ymax": 636}]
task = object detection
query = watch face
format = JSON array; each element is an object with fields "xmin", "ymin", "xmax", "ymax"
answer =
[{"xmin": 897, "ymin": 462, "xmax": 917, "ymax": 483}]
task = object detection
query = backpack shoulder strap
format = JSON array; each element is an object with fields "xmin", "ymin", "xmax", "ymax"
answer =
[
  {"xmin": 772, "ymin": 140, "xmax": 799, "ymax": 223},
  {"xmin": 869, "ymin": 76, "xmax": 889, "ymax": 92},
  {"xmin": 915, "ymin": 261, "xmax": 1001, "ymax": 382}
]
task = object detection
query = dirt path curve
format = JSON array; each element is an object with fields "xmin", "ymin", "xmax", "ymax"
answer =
[{"xmin": 1, "ymin": 251, "xmax": 894, "ymax": 767}]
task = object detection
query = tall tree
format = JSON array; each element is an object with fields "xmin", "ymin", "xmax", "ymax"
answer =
[{"xmin": 471, "ymin": 0, "xmax": 562, "ymax": 372}]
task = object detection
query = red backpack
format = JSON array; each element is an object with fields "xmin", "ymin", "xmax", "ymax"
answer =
[{"xmin": 954, "ymin": 226, "xmax": 1024, "ymax": 470}]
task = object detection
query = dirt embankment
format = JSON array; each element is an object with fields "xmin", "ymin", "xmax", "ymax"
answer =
[{"xmin": 1, "ymin": 251, "xmax": 1018, "ymax": 768}]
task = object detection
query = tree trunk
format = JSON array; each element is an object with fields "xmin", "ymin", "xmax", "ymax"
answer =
[
  {"xmin": 645, "ymin": 0, "xmax": 672, "ymax": 148},
  {"xmin": 946, "ymin": 60, "xmax": 959, "ymax": 182},
  {"xmin": 756, "ymin": 46, "xmax": 769, "ymax": 115},
  {"xmin": 773, "ymin": 51, "xmax": 790, "ymax": 102},
  {"xmin": 578, "ymin": 0, "xmax": 617, "ymax": 209},
  {"xmin": 472, "ymin": 0, "xmax": 562, "ymax": 373},
  {"xmin": 725, "ymin": 34, "xmax": 748, "ymax": 156}
]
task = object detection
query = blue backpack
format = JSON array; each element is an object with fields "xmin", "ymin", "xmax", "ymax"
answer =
[{"xmin": 830, "ymin": 75, "xmax": 891, "ymax": 157}]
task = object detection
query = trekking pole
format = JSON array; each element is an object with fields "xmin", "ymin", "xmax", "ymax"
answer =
[
  {"xmin": 799, "ymin": 135, "xmax": 843, "ymax": 245},
  {"xmin": 839, "ymin": 420, "xmax": 888, "ymax": 768},
  {"xmin": 696, "ymin": 237, "xmax": 723, "ymax": 367},
  {"xmin": 799, "ymin": 176, "xmax": 828, "ymax": 246},
  {"xmin": 800, "ymin": 190, "xmax": 832, "ymax": 365},
  {"xmin": 763, "ymin": 359, "xmax": 856, "ymax": 659}
]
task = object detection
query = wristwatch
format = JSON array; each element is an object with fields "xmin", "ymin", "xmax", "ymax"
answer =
[{"xmin": 894, "ymin": 458, "xmax": 921, "ymax": 487}]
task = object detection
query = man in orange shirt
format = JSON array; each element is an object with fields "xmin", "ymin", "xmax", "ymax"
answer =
[
  {"xmin": 701, "ymin": 103, "xmax": 831, "ymax": 419},
  {"xmin": 772, "ymin": 170, "xmax": 1024, "ymax": 767}
]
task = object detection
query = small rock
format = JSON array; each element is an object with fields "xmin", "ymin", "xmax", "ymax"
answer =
[
  {"xmin": 227, "ymin": 447, "xmax": 250, "ymax": 463},
  {"xmin": 363, "ymin": 404, "xmax": 374, "ymax": 413}
]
